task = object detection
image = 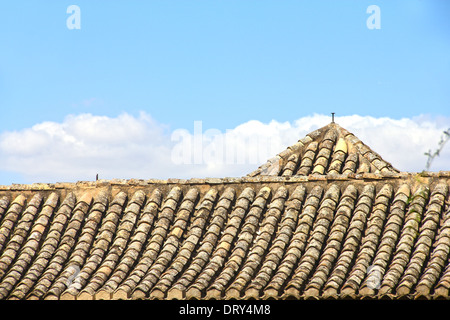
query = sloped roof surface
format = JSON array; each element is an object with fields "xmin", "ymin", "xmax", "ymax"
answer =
[
  {"xmin": 0, "ymin": 122, "xmax": 448, "ymax": 301},
  {"xmin": 0, "ymin": 172, "xmax": 449, "ymax": 300},
  {"xmin": 248, "ymin": 122, "xmax": 399, "ymax": 177}
]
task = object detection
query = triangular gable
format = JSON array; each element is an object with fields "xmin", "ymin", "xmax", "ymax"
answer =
[{"xmin": 248, "ymin": 122, "xmax": 399, "ymax": 177}]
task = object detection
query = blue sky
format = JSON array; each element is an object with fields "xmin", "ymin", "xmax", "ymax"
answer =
[{"xmin": 0, "ymin": 1, "xmax": 449, "ymax": 184}]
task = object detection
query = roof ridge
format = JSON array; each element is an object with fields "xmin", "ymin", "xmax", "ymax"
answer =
[{"xmin": 2, "ymin": 171, "xmax": 450, "ymax": 191}]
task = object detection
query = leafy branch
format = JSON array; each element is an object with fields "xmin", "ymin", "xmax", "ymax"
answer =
[{"xmin": 424, "ymin": 128, "xmax": 450, "ymax": 171}]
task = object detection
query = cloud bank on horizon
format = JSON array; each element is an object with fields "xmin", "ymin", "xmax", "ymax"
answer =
[{"xmin": 0, "ymin": 113, "xmax": 449, "ymax": 184}]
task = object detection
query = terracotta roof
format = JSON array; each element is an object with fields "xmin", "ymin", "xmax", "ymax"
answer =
[
  {"xmin": 0, "ymin": 122, "xmax": 449, "ymax": 301},
  {"xmin": 0, "ymin": 172, "xmax": 449, "ymax": 300},
  {"xmin": 248, "ymin": 122, "xmax": 399, "ymax": 177}
]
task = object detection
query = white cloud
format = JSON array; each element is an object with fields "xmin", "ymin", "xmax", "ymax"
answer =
[
  {"xmin": 0, "ymin": 112, "xmax": 174, "ymax": 183},
  {"xmin": 337, "ymin": 114, "xmax": 450, "ymax": 172},
  {"xmin": 0, "ymin": 112, "xmax": 448, "ymax": 184}
]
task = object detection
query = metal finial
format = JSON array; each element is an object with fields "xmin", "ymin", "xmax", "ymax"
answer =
[{"xmin": 331, "ymin": 112, "xmax": 335, "ymax": 123}]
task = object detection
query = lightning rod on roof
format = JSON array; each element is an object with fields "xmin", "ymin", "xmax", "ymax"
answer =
[{"xmin": 331, "ymin": 112, "xmax": 335, "ymax": 123}]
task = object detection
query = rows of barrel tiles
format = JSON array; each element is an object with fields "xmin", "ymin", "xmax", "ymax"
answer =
[
  {"xmin": 0, "ymin": 181, "xmax": 449, "ymax": 300},
  {"xmin": 248, "ymin": 123, "xmax": 399, "ymax": 177}
]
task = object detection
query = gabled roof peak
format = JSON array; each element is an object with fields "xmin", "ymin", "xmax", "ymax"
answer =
[{"xmin": 248, "ymin": 122, "xmax": 399, "ymax": 177}]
